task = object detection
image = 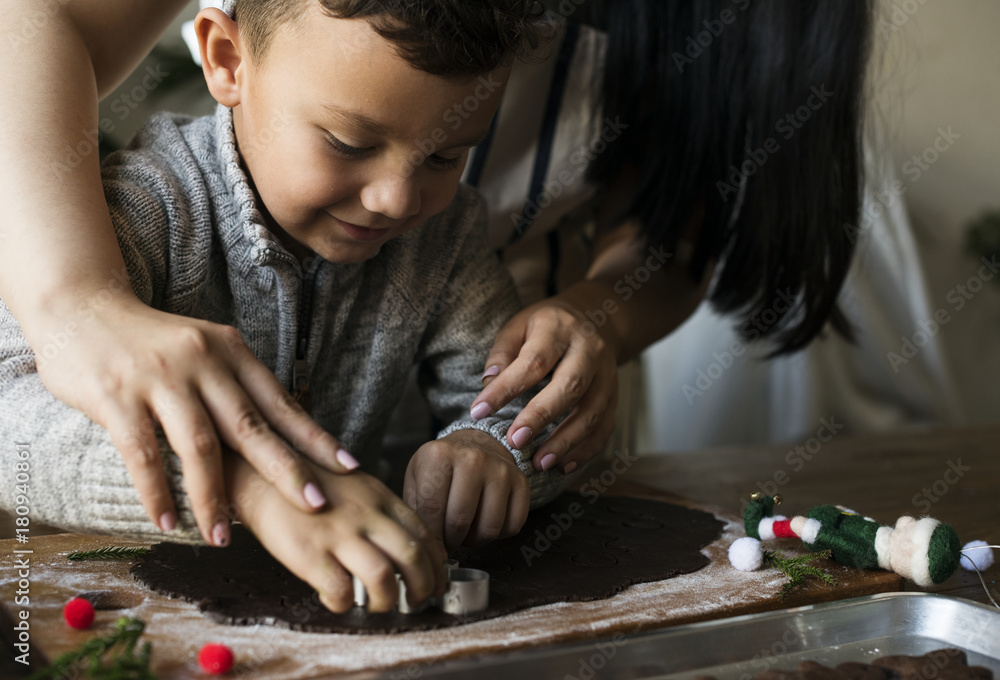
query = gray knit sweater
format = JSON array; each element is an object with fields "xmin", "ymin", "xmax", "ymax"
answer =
[{"xmin": 0, "ymin": 107, "xmax": 563, "ymax": 544}]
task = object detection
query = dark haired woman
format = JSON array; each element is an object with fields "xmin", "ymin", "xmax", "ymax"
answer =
[{"xmin": 0, "ymin": 0, "xmax": 874, "ymax": 548}]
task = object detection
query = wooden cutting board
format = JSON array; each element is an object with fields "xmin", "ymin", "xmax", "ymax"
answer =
[{"xmin": 0, "ymin": 484, "xmax": 902, "ymax": 679}]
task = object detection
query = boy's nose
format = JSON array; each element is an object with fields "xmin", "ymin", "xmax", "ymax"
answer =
[{"xmin": 361, "ymin": 173, "xmax": 421, "ymax": 222}]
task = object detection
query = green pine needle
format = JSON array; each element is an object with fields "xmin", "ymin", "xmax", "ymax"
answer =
[
  {"xmin": 764, "ymin": 549, "xmax": 837, "ymax": 599},
  {"xmin": 30, "ymin": 617, "xmax": 155, "ymax": 679},
  {"xmin": 66, "ymin": 546, "xmax": 149, "ymax": 561}
]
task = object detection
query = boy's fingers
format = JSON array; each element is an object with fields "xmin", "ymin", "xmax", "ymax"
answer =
[
  {"xmin": 334, "ymin": 539, "xmax": 400, "ymax": 613},
  {"xmin": 235, "ymin": 354, "xmax": 355, "ymax": 475},
  {"xmin": 465, "ymin": 480, "xmax": 510, "ymax": 546},
  {"xmin": 472, "ymin": 323, "xmax": 564, "ymax": 422},
  {"xmin": 506, "ymin": 346, "xmax": 597, "ymax": 453},
  {"xmin": 152, "ymin": 393, "xmax": 229, "ymax": 546},
  {"xmin": 503, "ymin": 479, "xmax": 532, "ymax": 539},
  {"xmin": 403, "ymin": 457, "xmax": 453, "ymax": 547},
  {"xmin": 443, "ymin": 474, "xmax": 482, "ymax": 551},
  {"xmin": 366, "ymin": 514, "xmax": 439, "ymax": 606},
  {"xmin": 106, "ymin": 406, "xmax": 177, "ymax": 533},
  {"xmin": 316, "ymin": 555, "xmax": 355, "ymax": 613},
  {"xmin": 200, "ymin": 375, "xmax": 328, "ymax": 514},
  {"xmin": 383, "ymin": 495, "xmax": 448, "ymax": 595}
]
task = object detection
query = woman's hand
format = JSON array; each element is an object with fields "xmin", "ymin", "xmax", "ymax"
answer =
[
  {"xmin": 470, "ymin": 282, "xmax": 619, "ymax": 474},
  {"xmin": 33, "ymin": 297, "xmax": 359, "ymax": 547}
]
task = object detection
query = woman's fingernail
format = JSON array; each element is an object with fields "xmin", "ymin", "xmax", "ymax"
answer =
[
  {"xmin": 159, "ymin": 512, "xmax": 176, "ymax": 532},
  {"xmin": 213, "ymin": 521, "xmax": 230, "ymax": 547},
  {"xmin": 471, "ymin": 402, "xmax": 492, "ymax": 420},
  {"xmin": 304, "ymin": 482, "xmax": 326, "ymax": 509},
  {"xmin": 337, "ymin": 448, "xmax": 360, "ymax": 471},
  {"xmin": 563, "ymin": 461, "xmax": 578, "ymax": 474},
  {"xmin": 539, "ymin": 452, "xmax": 557, "ymax": 470},
  {"xmin": 481, "ymin": 366, "xmax": 500, "ymax": 384},
  {"xmin": 511, "ymin": 427, "xmax": 533, "ymax": 450}
]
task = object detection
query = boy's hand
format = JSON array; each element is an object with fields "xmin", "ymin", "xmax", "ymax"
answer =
[
  {"xmin": 403, "ymin": 430, "xmax": 530, "ymax": 551},
  {"xmin": 472, "ymin": 292, "xmax": 619, "ymax": 476},
  {"xmin": 229, "ymin": 457, "xmax": 447, "ymax": 613},
  {"xmin": 33, "ymin": 298, "xmax": 358, "ymax": 547}
]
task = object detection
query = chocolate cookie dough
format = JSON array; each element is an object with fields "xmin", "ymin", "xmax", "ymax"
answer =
[{"xmin": 130, "ymin": 493, "xmax": 723, "ymax": 633}]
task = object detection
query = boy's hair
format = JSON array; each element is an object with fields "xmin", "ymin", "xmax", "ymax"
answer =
[{"xmin": 235, "ymin": 0, "xmax": 552, "ymax": 76}]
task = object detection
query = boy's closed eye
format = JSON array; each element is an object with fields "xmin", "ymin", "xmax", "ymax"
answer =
[{"xmin": 324, "ymin": 133, "xmax": 465, "ymax": 171}]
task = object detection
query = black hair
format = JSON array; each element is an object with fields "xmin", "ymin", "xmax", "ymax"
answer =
[
  {"xmin": 590, "ymin": 0, "xmax": 874, "ymax": 354},
  {"xmin": 236, "ymin": 0, "xmax": 552, "ymax": 77}
]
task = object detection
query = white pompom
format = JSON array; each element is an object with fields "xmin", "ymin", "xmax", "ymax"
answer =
[
  {"xmin": 729, "ymin": 537, "xmax": 764, "ymax": 571},
  {"xmin": 960, "ymin": 540, "xmax": 995, "ymax": 572}
]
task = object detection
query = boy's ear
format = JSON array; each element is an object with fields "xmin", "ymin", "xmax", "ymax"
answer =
[{"xmin": 195, "ymin": 8, "xmax": 245, "ymax": 108}]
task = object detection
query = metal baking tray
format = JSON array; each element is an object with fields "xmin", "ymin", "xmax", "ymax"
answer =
[{"xmin": 342, "ymin": 593, "xmax": 1000, "ymax": 679}]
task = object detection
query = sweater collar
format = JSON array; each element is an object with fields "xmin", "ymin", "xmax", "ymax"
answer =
[{"xmin": 214, "ymin": 104, "xmax": 295, "ymax": 278}]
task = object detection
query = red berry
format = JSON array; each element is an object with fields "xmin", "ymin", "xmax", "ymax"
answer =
[
  {"xmin": 198, "ymin": 643, "xmax": 234, "ymax": 675},
  {"xmin": 62, "ymin": 597, "xmax": 95, "ymax": 630}
]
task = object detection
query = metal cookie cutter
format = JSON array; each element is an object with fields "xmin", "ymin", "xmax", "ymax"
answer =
[{"xmin": 353, "ymin": 560, "xmax": 490, "ymax": 615}]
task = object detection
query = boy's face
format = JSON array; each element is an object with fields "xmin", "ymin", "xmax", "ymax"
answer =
[{"xmin": 230, "ymin": 6, "xmax": 507, "ymax": 264}]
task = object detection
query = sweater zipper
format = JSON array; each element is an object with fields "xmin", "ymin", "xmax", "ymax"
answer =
[{"xmin": 293, "ymin": 265, "xmax": 315, "ymax": 413}]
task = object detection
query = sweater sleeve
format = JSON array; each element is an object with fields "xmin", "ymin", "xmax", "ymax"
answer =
[
  {"xmin": 0, "ymin": 115, "xmax": 214, "ymax": 544},
  {"xmin": 414, "ymin": 192, "xmax": 571, "ymax": 509},
  {"xmin": 0, "ymin": 303, "xmax": 204, "ymax": 544}
]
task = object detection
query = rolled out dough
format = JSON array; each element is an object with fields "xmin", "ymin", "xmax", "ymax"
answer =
[{"xmin": 130, "ymin": 493, "xmax": 723, "ymax": 634}]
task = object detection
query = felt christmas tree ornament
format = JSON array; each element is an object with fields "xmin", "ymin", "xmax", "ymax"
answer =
[{"xmin": 742, "ymin": 493, "xmax": 964, "ymax": 587}]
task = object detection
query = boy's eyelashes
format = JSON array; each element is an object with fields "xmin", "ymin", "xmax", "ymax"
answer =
[{"xmin": 324, "ymin": 133, "xmax": 463, "ymax": 171}]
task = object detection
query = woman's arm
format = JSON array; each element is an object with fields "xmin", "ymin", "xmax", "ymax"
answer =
[
  {"xmin": 0, "ymin": 1, "xmax": 353, "ymax": 546},
  {"xmin": 0, "ymin": 1, "xmax": 189, "ymax": 328}
]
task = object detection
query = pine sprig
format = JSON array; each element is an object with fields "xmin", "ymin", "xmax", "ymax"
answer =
[
  {"xmin": 764, "ymin": 549, "xmax": 836, "ymax": 599},
  {"xmin": 67, "ymin": 546, "xmax": 149, "ymax": 561},
  {"xmin": 30, "ymin": 617, "xmax": 155, "ymax": 679}
]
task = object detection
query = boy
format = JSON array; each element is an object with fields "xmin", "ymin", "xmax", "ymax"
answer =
[{"xmin": 0, "ymin": 0, "xmax": 561, "ymax": 613}]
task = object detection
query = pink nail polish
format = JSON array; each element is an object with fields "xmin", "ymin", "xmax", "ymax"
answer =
[
  {"xmin": 337, "ymin": 448, "xmax": 360, "ymax": 470},
  {"xmin": 213, "ymin": 521, "xmax": 230, "ymax": 547},
  {"xmin": 304, "ymin": 482, "xmax": 326, "ymax": 508},
  {"xmin": 539, "ymin": 453, "xmax": 557, "ymax": 470},
  {"xmin": 482, "ymin": 366, "xmax": 500, "ymax": 380},
  {"xmin": 471, "ymin": 402, "xmax": 492, "ymax": 420},
  {"xmin": 563, "ymin": 461, "xmax": 578, "ymax": 474},
  {"xmin": 511, "ymin": 426, "xmax": 532, "ymax": 450},
  {"xmin": 159, "ymin": 512, "xmax": 176, "ymax": 532}
]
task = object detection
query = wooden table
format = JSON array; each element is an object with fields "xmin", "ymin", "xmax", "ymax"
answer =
[
  {"xmin": 2, "ymin": 425, "xmax": 997, "ymax": 677},
  {"xmin": 622, "ymin": 424, "xmax": 1000, "ymax": 604}
]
